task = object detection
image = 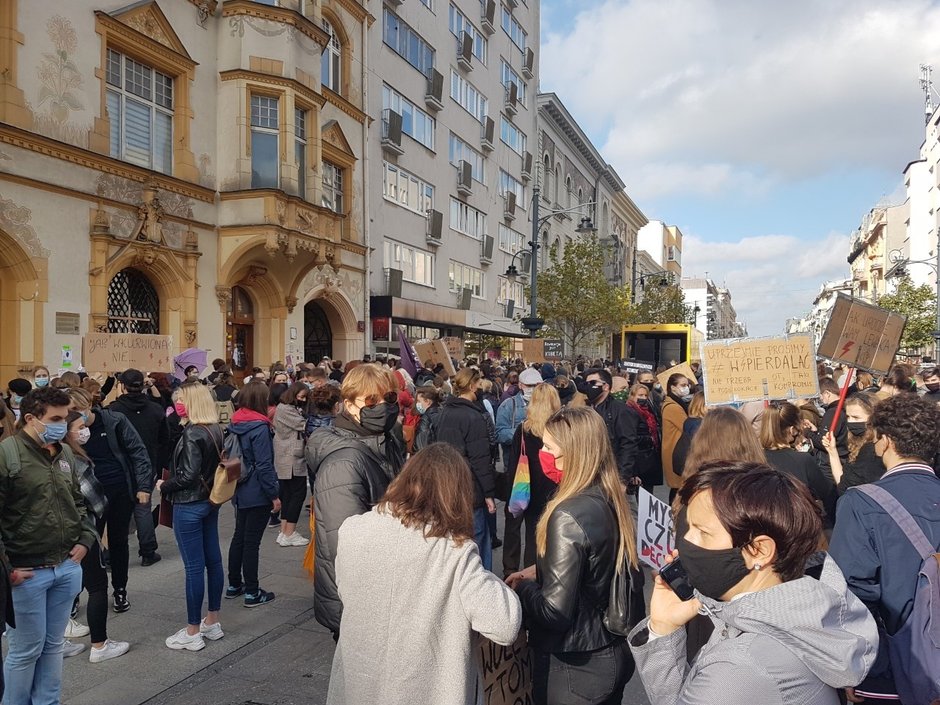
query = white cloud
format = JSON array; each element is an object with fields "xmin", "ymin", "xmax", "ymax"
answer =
[
  {"xmin": 681, "ymin": 231, "xmax": 852, "ymax": 335},
  {"xmin": 542, "ymin": 0, "xmax": 940, "ymax": 200}
]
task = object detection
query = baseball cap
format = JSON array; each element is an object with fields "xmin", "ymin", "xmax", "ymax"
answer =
[
  {"xmin": 119, "ymin": 368, "xmax": 145, "ymax": 391},
  {"xmin": 519, "ymin": 368, "xmax": 543, "ymax": 386}
]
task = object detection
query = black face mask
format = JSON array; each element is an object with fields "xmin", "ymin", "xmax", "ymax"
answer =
[
  {"xmin": 475, "ymin": 389, "xmax": 485, "ymax": 403},
  {"xmin": 847, "ymin": 421, "xmax": 867, "ymax": 436},
  {"xmin": 676, "ymin": 534, "xmax": 751, "ymax": 601},
  {"xmin": 359, "ymin": 402, "xmax": 398, "ymax": 434},
  {"xmin": 927, "ymin": 383, "xmax": 940, "ymax": 392},
  {"xmin": 640, "ymin": 381, "xmax": 654, "ymax": 391},
  {"xmin": 637, "ymin": 399, "xmax": 651, "ymax": 409},
  {"xmin": 584, "ymin": 384, "xmax": 604, "ymax": 403}
]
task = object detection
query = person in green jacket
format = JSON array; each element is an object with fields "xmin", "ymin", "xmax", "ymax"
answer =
[{"xmin": 0, "ymin": 386, "xmax": 94, "ymax": 705}]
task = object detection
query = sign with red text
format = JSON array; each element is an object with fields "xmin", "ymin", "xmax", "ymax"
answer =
[
  {"xmin": 816, "ymin": 294, "xmax": 906, "ymax": 374},
  {"xmin": 477, "ymin": 633, "xmax": 533, "ymax": 705},
  {"xmin": 637, "ymin": 488, "xmax": 674, "ymax": 571}
]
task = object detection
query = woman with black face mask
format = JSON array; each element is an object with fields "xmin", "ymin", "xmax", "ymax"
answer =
[
  {"xmin": 273, "ymin": 382, "xmax": 311, "ymax": 547},
  {"xmin": 626, "ymin": 384, "xmax": 662, "ymax": 494},
  {"xmin": 822, "ymin": 392, "xmax": 883, "ymax": 494},
  {"xmin": 629, "ymin": 461, "xmax": 878, "ymax": 704},
  {"xmin": 304, "ymin": 365, "xmax": 405, "ymax": 639}
]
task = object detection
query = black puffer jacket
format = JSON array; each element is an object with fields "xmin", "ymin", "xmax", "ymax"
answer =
[
  {"xmin": 108, "ymin": 392, "xmax": 169, "ymax": 484},
  {"xmin": 412, "ymin": 404, "xmax": 442, "ymax": 453},
  {"xmin": 162, "ymin": 423, "xmax": 222, "ymax": 504},
  {"xmin": 436, "ymin": 396, "xmax": 494, "ymax": 508},
  {"xmin": 517, "ymin": 485, "xmax": 622, "ymax": 653},
  {"xmin": 305, "ymin": 417, "xmax": 395, "ymax": 635}
]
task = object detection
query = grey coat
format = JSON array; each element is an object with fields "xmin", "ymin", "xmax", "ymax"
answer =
[
  {"xmin": 273, "ymin": 403, "xmax": 307, "ymax": 480},
  {"xmin": 629, "ymin": 553, "xmax": 878, "ymax": 705}
]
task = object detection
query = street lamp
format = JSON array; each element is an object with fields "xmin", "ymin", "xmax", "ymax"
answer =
[
  {"xmin": 690, "ymin": 303, "xmax": 701, "ymax": 326},
  {"xmin": 504, "ymin": 182, "xmax": 599, "ymax": 337},
  {"xmin": 886, "ymin": 246, "xmax": 940, "ymax": 358}
]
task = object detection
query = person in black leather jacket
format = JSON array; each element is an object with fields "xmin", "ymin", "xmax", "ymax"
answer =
[
  {"xmin": 155, "ymin": 383, "xmax": 224, "ymax": 652},
  {"xmin": 412, "ymin": 386, "xmax": 442, "ymax": 453},
  {"xmin": 305, "ymin": 364, "xmax": 404, "ymax": 638},
  {"xmin": 507, "ymin": 406, "xmax": 640, "ymax": 705}
]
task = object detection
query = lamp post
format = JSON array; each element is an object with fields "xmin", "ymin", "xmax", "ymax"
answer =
[
  {"xmin": 506, "ymin": 184, "xmax": 599, "ymax": 338},
  {"xmin": 886, "ymin": 246, "xmax": 940, "ymax": 359}
]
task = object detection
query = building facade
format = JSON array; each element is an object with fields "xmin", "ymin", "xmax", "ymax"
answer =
[
  {"xmin": 367, "ymin": 0, "xmax": 540, "ymax": 355},
  {"xmin": 847, "ymin": 203, "xmax": 907, "ymax": 302},
  {"xmin": 901, "ymin": 103, "xmax": 940, "ymax": 295},
  {"xmin": 680, "ymin": 276, "xmax": 742, "ymax": 340},
  {"xmin": 0, "ymin": 0, "xmax": 371, "ymax": 382},
  {"xmin": 637, "ymin": 219, "xmax": 682, "ymax": 282}
]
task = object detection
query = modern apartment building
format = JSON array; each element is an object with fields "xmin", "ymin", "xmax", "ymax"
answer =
[
  {"xmin": 637, "ymin": 219, "xmax": 683, "ymax": 281},
  {"xmin": 0, "ymin": 0, "xmax": 372, "ymax": 382},
  {"xmin": 367, "ymin": 0, "xmax": 539, "ymax": 354}
]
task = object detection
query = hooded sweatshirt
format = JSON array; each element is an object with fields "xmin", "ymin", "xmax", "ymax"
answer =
[{"xmin": 629, "ymin": 553, "xmax": 879, "ymax": 705}]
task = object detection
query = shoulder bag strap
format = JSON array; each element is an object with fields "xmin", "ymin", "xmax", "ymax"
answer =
[{"xmin": 855, "ymin": 483, "xmax": 936, "ymax": 559}]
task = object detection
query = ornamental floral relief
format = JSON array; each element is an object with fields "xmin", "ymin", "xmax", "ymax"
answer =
[
  {"xmin": 0, "ymin": 194, "xmax": 50, "ymax": 258},
  {"xmin": 33, "ymin": 15, "xmax": 90, "ymax": 148},
  {"xmin": 299, "ymin": 265, "xmax": 364, "ymax": 319}
]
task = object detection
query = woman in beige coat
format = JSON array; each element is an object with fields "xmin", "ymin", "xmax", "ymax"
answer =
[
  {"xmin": 660, "ymin": 373, "xmax": 692, "ymax": 500},
  {"xmin": 273, "ymin": 382, "xmax": 310, "ymax": 546}
]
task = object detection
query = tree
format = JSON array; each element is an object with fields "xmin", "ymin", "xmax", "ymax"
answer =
[
  {"xmin": 528, "ymin": 237, "xmax": 632, "ymax": 357},
  {"xmin": 631, "ymin": 281, "xmax": 692, "ymax": 324},
  {"xmin": 877, "ymin": 276, "xmax": 937, "ymax": 353}
]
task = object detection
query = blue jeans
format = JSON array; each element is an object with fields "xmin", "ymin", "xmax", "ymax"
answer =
[
  {"xmin": 3, "ymin": 559, "xmax": 82, "ymax": 705},
  {"xmin": 173, "ymin": 501, "xmax": 223, "ymax": 626},
  {"xmin": 474, "ymin": 507, "xmax": 492, "ymax": 571}
]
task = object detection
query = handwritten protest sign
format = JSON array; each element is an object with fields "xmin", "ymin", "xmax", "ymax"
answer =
[
  {"xmin": 414, "ymin": 339, "xmax": 457, "ymax": 377},
  {"xmin": 83, "ymin": 333, "xmax": 173, "ymax": 373},
  {"xmin": 477, "ymin": 634, "xmax": 533, "ymax": 705},
  {"xmin": 442, "ymin": 336, "xmax": 465, "ymax": 360},
  {"xmin": 637, "ymin": 488, "xmax": 675, "ymax": 571},
  {"xmin": 701, "ymin": 335, "xmax": 818, "ymax": 405},
  {"xmin": 621, "ymin": 358, "xmax": 654, "ymax": 375},
  {"xmin": 543, "ymin": 339, "xmax": 563, "ymax": 360},
  {"xmin": 657, "ymin": 362, "xmax": 696, "ymax": 391},
  {"xmin": 817, "ymin": 293, "xmax": 906, "ymax": 374},
  {"xmin": 520, "ymin": 338, "xmax": 545, "ymax": 364}
]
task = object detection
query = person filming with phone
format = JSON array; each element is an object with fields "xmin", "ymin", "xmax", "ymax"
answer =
[{"xmin": 629, "ymin": 461, "xmax": 879, "ymax": 704}]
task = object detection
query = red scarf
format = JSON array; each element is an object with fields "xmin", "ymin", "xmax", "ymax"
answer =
[
  {"xmin": 628, "ymin": 400, "xmax": 660, "ymax": 449},
  {"xmin": 231, "ymin": 408, "xmax": 271, "ymax": 425}
]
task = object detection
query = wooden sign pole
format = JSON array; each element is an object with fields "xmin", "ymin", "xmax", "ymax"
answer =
[{"xmin": 828, "ymin": 367, "xmax": 855, "ymax": 443}]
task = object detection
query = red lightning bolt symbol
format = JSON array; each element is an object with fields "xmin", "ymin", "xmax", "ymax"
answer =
[{"xmin": 840, "ymin": 340, "xmax": 854, "ymax": 357}]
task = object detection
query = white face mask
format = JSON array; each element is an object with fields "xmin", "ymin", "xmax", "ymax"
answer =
[
  {"xmin": 675, "ymin": 386, "xmax": 691, "ymax": 397},
  {"xmin": 75, "ymin": 427, "xmax": 91, "ymax": 445},
  {"xmin": 521, "ymin": 386, "xmax": 533, "ymax": 401}
]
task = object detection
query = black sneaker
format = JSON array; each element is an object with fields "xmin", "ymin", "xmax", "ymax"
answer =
[
  {"xmin": 244, "ymin": 589, "xmax": 276, "ymax": 608},
  {"xmin": 113, "ymin": 589, "xmax": 130, "ymax": 613},
  {"xmin": 225, "ymin": 584, "xmax": 245, "ymax": 599},
  {"xmin": 491, "ymin": 537, "xmax": 503, "ymax": 549},
  {"xmin": 141, "ymin": 552, "xmax": 162, "ymax": 567},
  {"xmin": 267, "ymin": 515, "xmax": 281, "ymax": 529}
]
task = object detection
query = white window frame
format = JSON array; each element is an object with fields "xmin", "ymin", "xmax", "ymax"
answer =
[
  {"xmin": 105, "ymin": 48, "xmax": 174, "ymax": 174},
  {"xmin": 498, "ymin": 169, "xmax": 526, "ymax": 209},
  {"xmin": 321, "ymin": 19, "xmax": 341, "ymax": 93},
  {"xmin": 450, "ymin": 197, "xmax": 487, "ymax": 241},
  {"xmin": 450, "ymin": 70, "xmax": 488, "ymax": 124},
  {"xmin": 250, "ymin": 94, "xmax": 280, "ymax": 188},
  {"xmin": 448, "ymin": 260, "xmax": 485, "ymax": 298},
  {"xmin": 500, "ymin": 6, "xmax": 526, "ymax": 53},
  {"xmin": 449, "ymin": 4, "xmax": 488, "ymax": 64},
  {"xmin": 498, "ymin": 222, "xmax": 524, "ymax": 255},
  {"xmin": 449, "ymin": 133, "xmax": 485, "ymax": 183},
  {"xmin": 385, "ymin": 239, "xmax": 435, "ymax": 288},
  {"xmin": 383, "ymin": 84, "xmax": 435, "ymax": 150},
  {"xmin": 500, "ymin": 59, "xmax": 527, "ymax": 108},
  {"xmin": 321, "ymin": 160, "xmax": 344, "ymax": 214},
  {"xmin": 382, "ymin": 161, "xmax": 435, "ymax": 216},
  {"xmin": 295, "ymin": 107, "xmax": 307, "ymax": 197},
  {"xmin": 383, "ymin": 8, "xmax": 435, "ymax": 77},
  {"xmin": 497, "ymin": 275, "xmax": 525, "ymax": 306},
  {"xmin": 500, "ymin": 115, "xmax": 526, "ymax": 155}
]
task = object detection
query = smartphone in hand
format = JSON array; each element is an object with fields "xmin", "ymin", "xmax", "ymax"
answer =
[{"xmin": 658, "ymin": 558, "xmax": 695, "ymax": 601}]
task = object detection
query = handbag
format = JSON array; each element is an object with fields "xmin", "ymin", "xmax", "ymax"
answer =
[
  {"xmin": 158, "ymin": 468, "xmax": 174, "ymax": 529},
  {"xmin": 205, "ymin": 426, "xmax": 240, "ymax": 506},
  {"xmin": 603, "ymin": 552, "xmax": 647, "ymax": 637},
  {"xmin": 507, "ymin": 437, "xmax": 531, "ymax": 517}
]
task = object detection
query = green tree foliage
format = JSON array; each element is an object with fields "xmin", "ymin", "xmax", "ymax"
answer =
[
  {"xmin": 631, "ymin": 280, "xmax": 693, "ymax": 325},
  {"xmin": 528, "ymin": 237, "xmax": 632, "ymax": 356},
  {"xmin": 877, "ymin": 276, "xmax": 937, "ymax": 353}
]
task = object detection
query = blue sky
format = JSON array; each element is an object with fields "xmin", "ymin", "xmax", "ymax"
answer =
[{"xmin": 539, "ymin": 0, "xmax": 940, "ymax": 334}]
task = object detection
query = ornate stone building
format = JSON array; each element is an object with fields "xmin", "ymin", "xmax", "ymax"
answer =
[{"xmin": 0, "ymin": 0, "xmax": 370, "ymax": 382}]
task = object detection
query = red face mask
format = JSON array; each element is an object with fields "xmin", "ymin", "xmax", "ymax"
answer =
[
  {"xmin": 539, "ymin": 450, "xmax": 563, "ymax": 484},
  {"xmin": 174, "ymin": 401, "xmax": 188, "ymax": 419}
]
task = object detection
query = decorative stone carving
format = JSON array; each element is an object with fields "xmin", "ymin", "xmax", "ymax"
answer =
[
  {"xmin": 95, "ymin": 174, "xmax": 139, "ymax": 203},
  {"xmin": 244, "ymin": 265, "xmax": 268, "ymax": 287},
  {"xmin": 215, "ymin": 285, "xmax": 232, "ymax": 311},
  {"xmin": 185, "ymin": 329, "xmax": 197, "ymax": 344},
  {"xmin": 126, "ymin": 12, "xmax": 173, "ymax": 50},
  {"xmin": 285, "ymin": 296, "xmax": 298, "ymax": 314},
  {"xmin": 196, "ymin": 1, "xmax": 213, "ymax": 28},
  {"xmin": 92, "ymin": 207, "xmax": 111, "ymax": 236},
  {"xmin": 0, "ymin": 193, "xmax": 50, "ymax": 258},
  {"xmin": 131, "ymin": 180, "xmax": 166, "ymax": 244}
]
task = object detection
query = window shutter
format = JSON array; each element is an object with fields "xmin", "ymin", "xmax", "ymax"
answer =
[{"xmin": 124, "ymin": 97, "xmax": 152, "ymax": 168}]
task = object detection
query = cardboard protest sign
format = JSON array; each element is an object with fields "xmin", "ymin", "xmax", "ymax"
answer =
[
  {"xmin": 477, "ymin": 634, "xmax": 533, "ymax": 705},
  {"xmin": 637, "ymin": 488, "xmax": 674, "ymax": 571},
  {"xmin": 83, "ymin": 333, "xmax": 173, "ymax": 373},
  {"xmin": 543, "ymin": 339, "xmax": 563, "ymax": 360},
  {"xmin": 817, "ymin": 293, "xmax": 906, "ymax": 374},
  {"xmin": 700, "ymin": 335, "xmax": 818, "ymax": 405},
  {"xmin": 413, "ymin": 339, "xmax": 457, "ymax": 377},
  {"xmin": 520, "ymin": 338, "xmax": 545, "ymax": 364},
  {"xmin": 442, "ymin": 336, "xmax": 465, "ymax": 360},
  {"xmin": 657, "ymin": 362, "xmax": 696, "ymax": 391}
]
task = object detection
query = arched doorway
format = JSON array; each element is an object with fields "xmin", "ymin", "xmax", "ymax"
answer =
[
  {"xmin": 304, "ymin": 300, "xmax": 332, "ymax": 363},
  {"xmin": 228, "ymin": 286, "xmax": 255, "ymax": 382},
  {"xmin": 107, "ymin": 268, "xmax": 160, "ymax": 334}
]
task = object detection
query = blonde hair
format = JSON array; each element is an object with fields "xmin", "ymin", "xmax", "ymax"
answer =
[
  {"xmin": 536, "ymin": 407, "xmax": 638, "ymax": 569},
  {"xmin": 522, "ymin": 383, "xmax": 561, "ymax": 437},
  {"xmin": 340, "ymin": 364, "xmax": 396, "ymax": 404},
  {"xmin": 687, "ymin": 391, "xmax": 707, "ymax": 419},
  {"xmin": 176, "ymin": 383, "xmax": 219, "ymax": 425},
  {"xmin": 68, "ymin": 387, "xmax": 94, "ymax": 410},
  {"xmin": 452, "ymin": 367, "xmax": 481, "ymax": 396}
]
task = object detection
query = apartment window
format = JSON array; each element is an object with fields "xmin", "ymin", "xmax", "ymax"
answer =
[
  {"xmin": 295, "ymin": 108, "xmax": 307, "ymax": 196},
  {"xmin": 497, "ymin": 276, "xmax": 525, "ymax": 305},
  {"xmin": 667, "ymin": 246, "xmax": 681, "ymax": 264},
  {"xmin": 450, "ymin": 198, "xmax": 487, "ymax": 240},
  {"xmin": 498, "ymin": 223, "xmax": 524, "ymax": 254},
  {"xmin": 500, "ymin": 115, "xmax": 526, "ymax": 155},
  {"xmin": 382, "ymin": 162, "xmax": 434, "ymax": 215},
  {"xmin": 383, "ymin": 9, "xmax": 435, "ymax": 78},
  {"xmin": 498, "ymin": 169, "xmax": 525, "ymax": 208},
  {"xmin": 500, "ymin": 60, "xmax": 527, "ymax": 107},
  {"xmin": 250, "ymin": 95, "xmax": 279, "ymax": 188},
  {"xmin": 501, "ymin": 6, "xmax": 526, "ymax": 53},
  {"xmin": 321, "ymin": 20, "xmax": 341, "ymax": 92},
  {"xmin": 105, "ymin": 49, "xmax": 173, "ymax": 174},
  {"xmin": 449, "ymin": 261, "xmax": 485, "ymax": 298},
  {"xmin": 449, "ymin": 133, "xmax": 485, "ymax": 183},
  {"xmin": 419, "ymin": 0, "xmax": 432, "ymax": 7},
  {"xmin": 385, "ymin": 240, "xmax": 435, "ymax": 287},
  {"xmin": 383, "ymin": 85, "xmax": 435, "ymax": 150},
  {"xmin": 321, "ymin": 160, "xmax": 344, "ymax": 214},
  {"xmin": 450, "ymin": 70, "xmax": 488, "ymax": 123},
  {"xmin": 449, "ymin": 4, "xmax": 488, "ymax": 64}
]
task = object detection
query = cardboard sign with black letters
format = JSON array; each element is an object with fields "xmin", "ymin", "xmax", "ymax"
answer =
[
  {"xmin": 477, "ymin": 634, "xmax": 533, "ymax": 705},
  {"xmin": 816, "ymin": 293, "xmax": 907, "ymax": 374}
]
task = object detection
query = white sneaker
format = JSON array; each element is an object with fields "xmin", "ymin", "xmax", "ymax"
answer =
[
  {"xmin": 276, "ymin": 531, "xmax": 286, "ymax": 546},
  {"xmin": 89, "ymin": 639, "xmax": 129, "ymax": 663},
  {"xmin": 199, "ymin": 620, "xmax": 224, "ymax": 641},
  {"xmin": 63, "ymin": 640, "xmax": 86, "ymax": 658},
  {"xmin": 280, "ymin": 532, "xmax": 309, "ymax": 547},
  {"xmin": 65, "ymin": 617, "xmax": 90, "ymax": 638},
  {"xmin": 165, "ymin": 628, "xmax": 205, "ymax": 651}
]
